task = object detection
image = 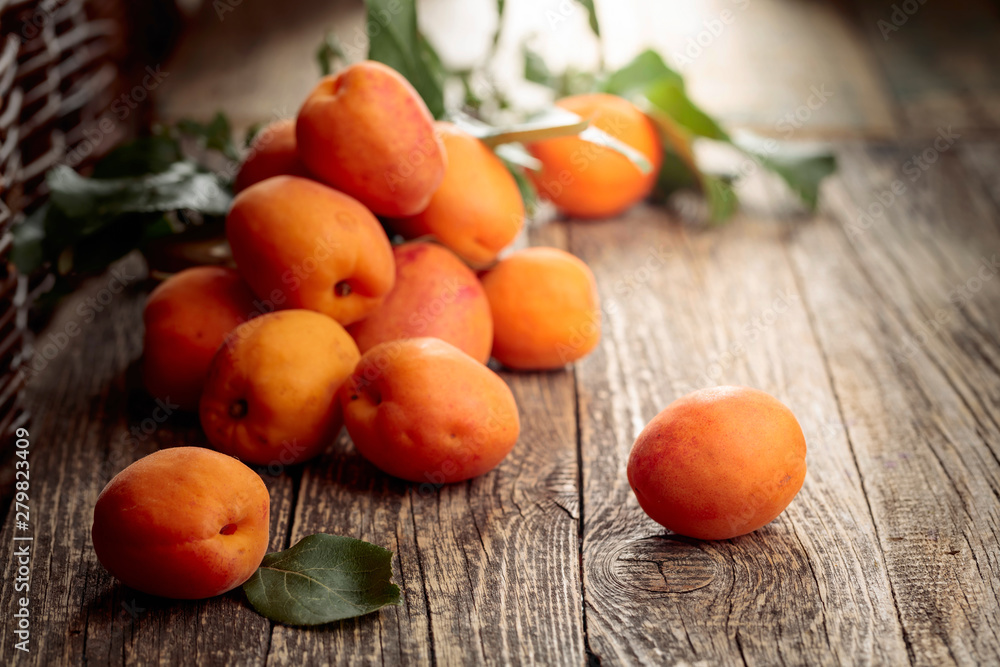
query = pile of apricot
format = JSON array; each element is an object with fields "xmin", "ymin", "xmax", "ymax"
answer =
[{"xmin": 93, "ymin": 61, "xmax": 807, "ymax": 601}]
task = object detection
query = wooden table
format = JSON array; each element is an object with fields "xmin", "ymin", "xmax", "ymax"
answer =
[{"xmin": 3, "ymin": 0, "xmax": 999, "ymax": 664}]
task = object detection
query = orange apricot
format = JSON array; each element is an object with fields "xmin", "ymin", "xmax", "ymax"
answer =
[
  {"xmin": 91, "ymin": 446, "xmax": 270, "ymax": 599},
  {"xmin": 527, "ymin": 93, "xmax": 662, "ymax": 219},
  {"xmin": 627, "ymin": 386, "xmax": 807, "ymax": 540},
  {"xmin": 391, "ymin": 122, "xmax": 524, "ymax": 265},
  {"xmin": 347, "ymin": 242, "xmax": 493, "ymax": 363},
  {"xmin": 234, "ymin": 119, "xmax": 310, "ymax": 192},
  {"xmin": 296, "ymin": 61, "xmax": 446, "ymax": 217},
  {"xmin": 226, "ymin": 175, "xmax": 395, "ymax": 326},
  {"xmin": 480, "ymin": 247, "xmax": 600, "ymax": 370},
  {"xmin": 339, "ymin": 338, "xmax": 519, "ymax": 484},
  {"xmin": 200, "ymin": 310, "xmax": 360, "ymax": 466},
  {"xmin": 143, "ymin": 266, "xmax": 260, "ymax": 412}
]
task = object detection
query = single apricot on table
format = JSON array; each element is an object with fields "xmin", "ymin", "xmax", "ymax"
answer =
[
  {"xmin": 480, "ymin": 247, "xmax": 600, "ymax": 370},
  {"xmin": 627, "ymin": 386, "xmax": 807, "ymax": 540},
  {"xmin": 200, "ymin": 310, "xmax": 360, "ymax": 466},
  {"xmin": 143, "ymin": 266, "xmax": 259, "ymax": 412},
  {"xmin": 347, "ymin": 242, "xmax": 493, "ymax": 364},
  {"xmin": 234, "ymin": 118, "xmax": 310, "ymax": 193},
  {"xmin": 391, "ymin": 122, "xmax": 524, "ymax": 266},
  {"xmin": 91, "ymin": 446, "xmax": 270, "ymax": 599},
  {"xmin": 297, "ymin": 60, "xmax": 446, "ymax": 217},
  {"xmin": 339, "ymin": 338, "xmax": 520, "ymax": 484},
  {"xmin": 226, "ymin": 175, "xmax": 395, "ymax": 326},
  {"xmin": 527, "ymin": 93, "xmax": 662, "ymax": 219}
]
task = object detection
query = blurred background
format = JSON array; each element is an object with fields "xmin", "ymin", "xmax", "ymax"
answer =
[{"xmin": 157, "ymin": 0, "xmax": 999, "ymax": 138}]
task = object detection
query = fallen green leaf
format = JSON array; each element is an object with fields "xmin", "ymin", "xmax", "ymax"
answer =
[{"xmin": 243, "ymin": 533, "xmax": 401, "ymax": 626}]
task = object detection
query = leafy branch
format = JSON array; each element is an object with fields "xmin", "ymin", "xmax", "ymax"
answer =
[{"xmin": 355, "ymin": 0, "xmax": 835, "ymax": 222}]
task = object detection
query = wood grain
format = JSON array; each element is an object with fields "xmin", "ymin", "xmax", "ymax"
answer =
[
  {"xmin": 790, "ymin": 143, "xmax": 1000, "ymax": 665},
  {"xmin": 266, "ymin": 222, "xmax": 585, "ymax": 666},
  {"xmin": 0, "ymin": 260, "xmax": 294, "ymax": 666},
  {"xmin": 5, "ymin": 0, "xmax": 1000, "ymax": 664},
  {"xmin": 848, "ymin": 0, "xmax": 1000, "ymax": 134},
  {"xmin": 569, "ymin": 193, "xmax": 909, "ymax": 665}
]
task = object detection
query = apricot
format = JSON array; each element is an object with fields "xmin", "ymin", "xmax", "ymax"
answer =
[
  {"xmin": 226, "ymin": 175, "xmax": 395, "ymax": 326},
  {"xmin": 339, "ymin": 338, "xmax": 519, "ymax": 484},
  {"xmin": 480, "ymin": 247, "xmax": 600, "ymax": 370},
  {"xmin": 627, "ymin": 386, "xmax": 807, "ymax": 540},
  {"xmin": 91, "ymin": 447, "xmax": 270, "ymax": 599},
  {"xmin": 143, "ymin": 266, "xmax": 259, "ymax": 412},
  {"xmin": 234, "ymin": 119, "xmax": 310, "ymax": 192},
  {"xmin": 347, "ymin": 242, "xmax": 493, "ymax": 363},
  {"xmin": 527, "ymin": 93, "xmax": 662, "ymax": 219},
  {"xmin": 391, "ymin": 122, "xmax": 524, "ymax": 265},
  {"xmin": 200, "ymin": 310, "xmax": 360, "ymax": 465},
  {"xmin": 296, "ymin": 61, "xmax": 446, "ymax": 217}
]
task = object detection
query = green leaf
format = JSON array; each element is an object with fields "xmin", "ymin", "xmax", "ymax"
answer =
[
  {"xmin": 13, "ymin": 162, "xmax": 232, "ymax": 277},
  {"xmin": 703, "ymin": 173, "xmax": 739, "ymax": 224},
  {"xmin": 453, "ymin": 109, "xmax": 589, "ymax": 147},
  {"xmin": 556, "ymin": 67, "xmax": 598, "ymax": 97},
  {"xmin": 91, "ymin": 133, "xmax": 184, "ymax": 178},
  {"xmin": 176, "ymin": 112, "xmax": 240, "ymax": 162},
  {"xmin": 652, "ymin": 151, "xmax": 699, "ymax": 198},
  {"xmin": 601, "ymin": 49, "xmax": 682, "ymax": 98},
  {"xmin": 244, "ymin": 122, "xmax": 264, "ymax": 148},
  {"xmin": 365, "ymin": 0, "xmax": 446, "ymax": 118},
  {"xmin": 575, "ymin": 0, "xmax": 601, "ymax": 37},
  {"xmin": 642, "ymin": 82, "xmax": 729, "ymax": 141},
  {"xmin": 602, "ymin": 50, "xmax": 726, "ymax": 142},
  {"xmin": 10, "ymin": 205, "xmax": 48, "ymax": 274},
  {"xmin": 47, "ymin": 162, "xmax": 231, "ymax": 225},
  {"xmin": 493, "ymin": 0, "xmax": 506, "ymax": 48},
  {"xmin": 733, "ymin": 134, "xmax": 836, "ymax": 210},
  {"xmin": 500, "ymin": 157, "xmax": 539, "ymax": 217},
  {"xmin": 243, "ymin": 534, "xmax": 401, "ymax": 626},
  {"xmin": 578, "ymin": 125, "xmax": 653, "ymax": 175},
  {"xmin": 493, "ymin": 143, "xmax": 542, "ymax": 171},
  {"xmin": 316, "ymin": 31, "xmax": 348, "ymax": 76},
  {"xmin": 523, "ymin": 46, "xmax": 552, "ymax": 87}
]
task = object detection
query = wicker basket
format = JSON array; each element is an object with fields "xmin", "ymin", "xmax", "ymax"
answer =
[{"xmin": 0, "ymin": 0, "xmax": 127, "ymax": 441}]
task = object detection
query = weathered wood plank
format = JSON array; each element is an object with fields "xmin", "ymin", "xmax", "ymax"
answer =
[
  {"xmin": 266, "ymin": 222, "xmax": 585, "ymax": 666},
  {"xmin": 788, "ymin": 144, "xmax": 1000, "ymax": 665},
  {"xmin": 848, "ymin": 0, "xmax": 1000, "ymax": 134},
  {"xmin": 569, "ymin": 197, "xmax": 909, "ymax": 665},
  {"xmin": 0, "ymin": 259, "xmax": 295, "ymax": 666}
]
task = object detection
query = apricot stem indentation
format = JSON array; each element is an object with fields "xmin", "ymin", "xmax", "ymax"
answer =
[{"xmin": 229, "ymin": 399, "xmax": 248, "ymax": 419}]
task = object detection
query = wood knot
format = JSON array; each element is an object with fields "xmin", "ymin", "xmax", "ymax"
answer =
[{"xmin": 610, "ymin": 536, "xmax": 718, "ymax": 594}]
